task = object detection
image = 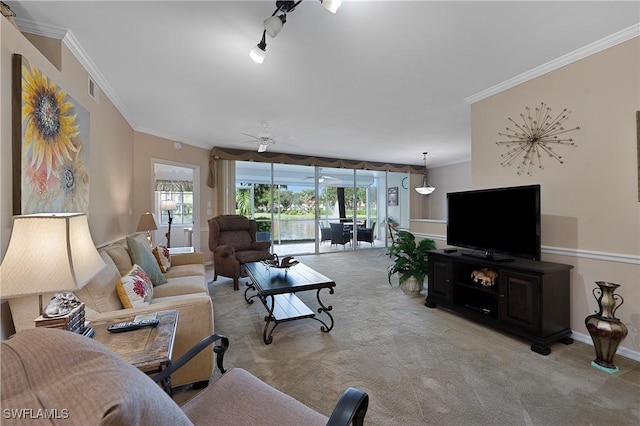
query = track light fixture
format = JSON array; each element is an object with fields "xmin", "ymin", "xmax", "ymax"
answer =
[
  {"xmin": 264, "ymin": 15, "xmax": 286, "ymax": 38},
  {"xmin": 249, "ymin": 31, "xmax": 267, "ymax": 64},
  {"xmin": 250, "ymin": 0, "xmax": 342, "ymax": 64},
  {"xmin": 415, "ymin": 152, "xmax": 435, "ymax": 195}
]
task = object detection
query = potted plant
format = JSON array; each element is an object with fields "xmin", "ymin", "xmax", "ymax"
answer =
[
  {"xmin": 387, "ymin": 230, "xmax": 436, "ymax": 294},
  {"xmin": 382, "ymin": 216, "xmax": 399, "ymax": 229}
]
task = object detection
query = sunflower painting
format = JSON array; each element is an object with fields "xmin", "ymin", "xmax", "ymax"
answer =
[{"xmin": 12, "ymin": 54, "xmax": 90, "ymax": 214}]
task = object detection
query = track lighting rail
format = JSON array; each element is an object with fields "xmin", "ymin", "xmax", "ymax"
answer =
[{"xmin": 250, "ymin": 0, "xmax": 341, "ymax": 64}]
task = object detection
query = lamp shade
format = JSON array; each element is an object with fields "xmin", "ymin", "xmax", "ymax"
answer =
[
  {"xmin": 415, "ymin": 182, "xmax": 436, "ymax": 195},
  {"xmin": 321, "ymin": 0, "xmax": 342, "ymax": 13},
  {"xmin": 264, "ymin": 15, "xmax": 285, "ymax": 38},
  {"xmin": 136, "ymin": 212, "xmax": 158, "ymax": 232},
  {"xmin": 415, "ymin": 173, "xmax": 435, "ymax": 194},
  {"xmin": 250, "ymin": 32, "xmax": 267, "ymax": 64},
  {"xmin": 250, "ymin": 46, "xmax": 266, "ymax": 64},
  {"xmin": 0, "ymin": 213, "xmax": 105, "ymax": 298},
  {"xmin": 160, "ymin": 200, "xmax": 176, "ymax": 211}
]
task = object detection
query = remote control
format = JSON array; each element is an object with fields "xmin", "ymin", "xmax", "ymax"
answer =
[{"xmin": 107, "ymin": 319, "xmax": 160, "ymax": 333}]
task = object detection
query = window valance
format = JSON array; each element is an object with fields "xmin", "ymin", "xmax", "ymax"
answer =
[
  {"xmin": 155, "ymin": 179, "xmax": 193, "ymax": 192},
  {"xmin": 207, "ymin": 147, "xmax": 423, "ymax": 188}
]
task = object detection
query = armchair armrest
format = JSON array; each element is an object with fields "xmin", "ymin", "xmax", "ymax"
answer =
[
  {"xmin": 326, "ymin": 387, "xmax": 369, "ymax": 426},
  {"xmin": 152, "ymin": 333, "xmax": 229, "ymax": 385},
  {"xmin": 251, "ymin": 241, "xmax": 271, "ymax": 251}
]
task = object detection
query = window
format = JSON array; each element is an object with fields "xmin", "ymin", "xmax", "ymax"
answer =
[{"xmin": 156, "ymin": 180, "xmax": 193, "ymax": 225}]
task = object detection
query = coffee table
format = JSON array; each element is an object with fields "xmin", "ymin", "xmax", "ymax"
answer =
[
  {"xmin": 243, "ymin": 261, "xmax": 336, "ymax": 344},
  {"xmin": 92, "ymin": 310, "xmax": 178, "ymax": 394}
]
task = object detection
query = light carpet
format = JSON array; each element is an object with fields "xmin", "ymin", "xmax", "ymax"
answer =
[{"xmin": 183, "ymin": 248, "xmax": 639, "ymax": 425}]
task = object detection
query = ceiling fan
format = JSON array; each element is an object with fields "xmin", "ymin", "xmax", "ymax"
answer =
[
  {"xmin": 304, "ymin": 168, "xmax": 341, "ymax": 184},
  {"xmin": 240, "ymin": 121, "xmax": 296, "ymax": 153},
  {"xmin": 240, "ymin": 132, "xmax": 275, "ymax": 152}
]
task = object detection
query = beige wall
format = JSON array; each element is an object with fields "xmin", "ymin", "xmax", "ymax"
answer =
[
  {"xmin": 469, "ymin": 38, "xmax": 640, "ymax": 354},
  {"xmin": 413, "ymin": 161, "xmax": 472, "ymax": 220},
  {"xmin": 133, "ymin": 132, "xmax": 217, "ymax": 263}
]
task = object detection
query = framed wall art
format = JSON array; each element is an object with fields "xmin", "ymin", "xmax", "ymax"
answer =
[
  {"xmin": 387, "ymin": 187, "xmax": 398, "ymax": 206},
  {"xmin": 12, "ymin": 54, "xmax": 91, "ymax": 215}
]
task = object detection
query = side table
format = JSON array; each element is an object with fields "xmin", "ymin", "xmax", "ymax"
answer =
[
  {"xmin": 92, "ymin": 310, "xmax": 178, "ymax": 395},
  {"xmin": 168, "ymin": 246, "xmax": 194, "ymax": 255}
]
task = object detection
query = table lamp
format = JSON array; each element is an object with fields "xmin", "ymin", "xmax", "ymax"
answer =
[
  {"xmin": 0, "ymin": 213, "xmax": 105, "ymax": 335},
  {"xmin": 159, "ymin": 200, "xmax": 176, "ymax": 247},
  {"xmin": 136, "ymin": 212, "xmax": 158, "ymax": 247}
]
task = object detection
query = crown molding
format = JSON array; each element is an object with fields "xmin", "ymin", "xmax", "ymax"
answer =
[
  {"xmin": 465, "ymin": 23, "xmax": 640, "ymax": 104},
  {"xmin": 14, "ymin": 18, "xmax": 66, "ymax": 39},
  {"xmin": 14, "ymin": 18, "xmax": 136, "ymax": 129}
]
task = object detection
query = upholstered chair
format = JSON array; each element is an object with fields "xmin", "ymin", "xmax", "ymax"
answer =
[
  {"xmin": 330, "ymin": 222, "xmax": 352, "ymax": 249},
  {"xmin": 208, "ymin": 215, "xmax": 273, "ymax": 290},
  {"xmin": 319, "ymin": 222, "xmax": 332, "ymax": 244},
  {"xmin": 356, "ymin": 221, "xmax": 376, "ymax": 246},
  {"xmin": 1, "ymin": 328, "xmax": 370, "ymax": 425}
]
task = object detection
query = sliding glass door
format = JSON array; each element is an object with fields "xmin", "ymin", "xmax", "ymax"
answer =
[{"xmin": 234, "ymin": 161, "xmax": 397, "ymax": 255}]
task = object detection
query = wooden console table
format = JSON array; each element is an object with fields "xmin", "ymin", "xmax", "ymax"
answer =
[{"xmin": 92, "ymin": 310, "xmax": 178, "ymax": 394}]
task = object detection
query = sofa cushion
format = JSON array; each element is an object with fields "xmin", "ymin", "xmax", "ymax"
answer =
[
  {"xmin": 153, "ymin": 275, "xmax": 208, "ymax": 298},
  {"xmin": 164, "ymin": 263, "xmax": 205, "ymax": 279},
  {"xmin": 0, "ymin": 328, "xmax": 192, "ymax": 425},
  {"xmin": 170, "ymin": 252, "xmax": 205, "ymax": 267},
  {"xmin": 127, "ymin": 236, "xmax": 168, "ymax": 286},
  {"xmin": 75, "ymin": 251, "xmax": 123, "ymax": 313},
  {"xmin": 102, "ymin": 244, "xmax": 134, "ymax": 276},
  {"xmin": 153, "ymin": 244, "xmax": 171, "ymax": 272},
  {"xmin": 116, "ymin": 264, "xmax": 153, "ymax": 308},
  {"xmin": 182, "ymin": 368, "xmax": 327, "ymax": 426}
]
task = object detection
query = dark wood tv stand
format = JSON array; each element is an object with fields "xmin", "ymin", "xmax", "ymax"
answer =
[{"xmin": 426, "ymin": 249, "xmax": 574, "ymax": 355}]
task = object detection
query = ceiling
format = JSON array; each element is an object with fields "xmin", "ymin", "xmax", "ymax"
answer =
[{"xmin": 8, "ymin": 1, "xmax": 639, "ymax": 167}]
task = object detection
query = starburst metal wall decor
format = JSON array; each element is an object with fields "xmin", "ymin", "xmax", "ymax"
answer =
[{"xmin": 497, "ymin": 102, "xmax": 580, "ymax": 176}]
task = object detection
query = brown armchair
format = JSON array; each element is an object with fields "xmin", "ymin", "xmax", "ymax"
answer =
[{"xmin": 209, "ymin": 215, "xmax": 273, "ymax": 290}]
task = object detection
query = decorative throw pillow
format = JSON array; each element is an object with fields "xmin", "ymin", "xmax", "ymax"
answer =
[
  {"xmin": 127, "ymin": 236, "xmax": 168, "ymax": 286},
  {"xmin": 116, "ymin": 264, "xmax": 153, "ymax": 308},
  {"xmin": 152, "ymin": 244, "xmax": 171, "ymax": 273}
]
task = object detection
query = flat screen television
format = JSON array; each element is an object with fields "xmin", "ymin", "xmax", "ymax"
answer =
[{"xmin": 446, "ymin": 184, "xmax": 541, "ymax": 261}]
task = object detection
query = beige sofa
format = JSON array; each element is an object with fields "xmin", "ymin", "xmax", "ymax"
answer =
[{"xmin": 7, "ymin": 234, "xmax": 214, "ymax": 388}]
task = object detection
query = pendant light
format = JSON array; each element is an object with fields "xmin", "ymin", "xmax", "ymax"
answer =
[{"xmin": 415, "ymin": 152, "xmax": 435, "ymax": 195}]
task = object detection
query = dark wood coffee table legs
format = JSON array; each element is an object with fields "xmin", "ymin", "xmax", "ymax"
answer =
[{"xmin": 245, "ymin": 283, "xmax": 334, "ymax": 344}]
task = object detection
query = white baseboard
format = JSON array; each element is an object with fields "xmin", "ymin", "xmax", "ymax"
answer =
[{"xmin": 571, "ymin": 331, "xmax": 640, "ymax": 363}]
